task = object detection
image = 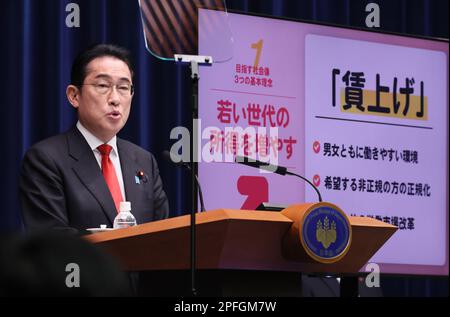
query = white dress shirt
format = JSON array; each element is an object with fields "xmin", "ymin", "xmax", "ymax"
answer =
[{"xmin": 76, "ymin": 121, "xmax": 126, "ymax": 201}]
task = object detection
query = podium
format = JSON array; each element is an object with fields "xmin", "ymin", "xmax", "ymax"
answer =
[{"xmin": 85, "ymin": 204, "xmax": 397, "ymax": 296}]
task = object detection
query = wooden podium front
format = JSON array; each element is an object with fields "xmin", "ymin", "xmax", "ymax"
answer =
[{"xmin": 85, "ymin": 206, "xmax": 397, "ymax": 296}]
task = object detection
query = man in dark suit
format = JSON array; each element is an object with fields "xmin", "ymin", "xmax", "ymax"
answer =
[{"xmin": 20, "ymin": 44, "xmax": 169, "ymax": 234}]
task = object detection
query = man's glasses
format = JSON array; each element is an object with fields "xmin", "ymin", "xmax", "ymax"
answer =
[{"xmin": 82, "ymin": 82, "xmax": 134, "ymax": 96}]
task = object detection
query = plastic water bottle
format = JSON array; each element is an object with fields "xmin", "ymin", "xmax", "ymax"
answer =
[{"xmin": 113, "ymin": 201, "xmax": 137, "ymax": 229}]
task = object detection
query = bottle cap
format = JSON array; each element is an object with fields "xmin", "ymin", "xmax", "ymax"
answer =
[{"xmin": 119, "ymin": 201, "xmax": 131, "ymax": 212}]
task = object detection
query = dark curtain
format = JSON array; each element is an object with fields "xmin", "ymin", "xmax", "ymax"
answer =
[{"xmin": 0, "ymin": 0, "xmax": 447, "ymax": 296}]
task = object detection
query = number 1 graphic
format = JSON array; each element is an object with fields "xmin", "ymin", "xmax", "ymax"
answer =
[{"xmin": 251, "ymin": 39, "xmax": 264, "ymax": 68}]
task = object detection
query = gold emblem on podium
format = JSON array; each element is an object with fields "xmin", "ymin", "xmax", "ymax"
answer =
[{"xmin": 316, "ymin": 216, "xmax": 337, "ymax": 249}]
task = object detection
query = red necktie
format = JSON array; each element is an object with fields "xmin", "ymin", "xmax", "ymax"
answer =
[{"xmin": 97, "ymin": 144, "xmax": 123, "ymax": 212}]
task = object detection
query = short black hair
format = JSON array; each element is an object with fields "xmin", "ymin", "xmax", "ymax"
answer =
[{"xmin": 70, "ymin": 44, "xmax": 134, "ymax": 87}]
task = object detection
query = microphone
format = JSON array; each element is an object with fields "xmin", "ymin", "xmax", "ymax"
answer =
[
  {"xmin": 235, "ymin": 155, "xmax": 323, "ymax": 202},
  {"xmin": 235, "ymin": 155, "xmax": 288, "ymax": 175},
  {"xmin": 162, "ymin": 150, "xmax": 206, "ymax": 212}
]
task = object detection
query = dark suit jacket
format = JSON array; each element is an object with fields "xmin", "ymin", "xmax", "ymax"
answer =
[{"xmin": 20, "ymin": 127, "xmax": 169, "ymax": 233}]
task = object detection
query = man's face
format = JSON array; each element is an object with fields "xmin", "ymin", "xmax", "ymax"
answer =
[{"xmin": 68, "ymin": 56, "xmax": 133, "ymax": 142}]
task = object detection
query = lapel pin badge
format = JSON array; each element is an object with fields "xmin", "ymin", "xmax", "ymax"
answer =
[{"xmin": 136, "ymin": 170, "xmax": 148, "ymax": 184}]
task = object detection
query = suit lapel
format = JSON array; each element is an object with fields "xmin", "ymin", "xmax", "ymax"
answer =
[
  {"xmin": 67, "ymin": 127, "xmax": 117, "ymax": 225},
  {"xmin": 117, "ymin": 139, "xmax": 141, "ymax": 211}
]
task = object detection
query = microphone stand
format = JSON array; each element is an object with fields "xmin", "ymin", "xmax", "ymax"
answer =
[
  {"xmin": 190, "ymin": 61, "xmax": 199, "ymax": 297},
  {"xmin": 175, "ymin": 54, "xmax": 212, "ymax": 297},
  {"xmin": 286, "ymin": 171, "xmax": 322, "ymax": 202}
]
